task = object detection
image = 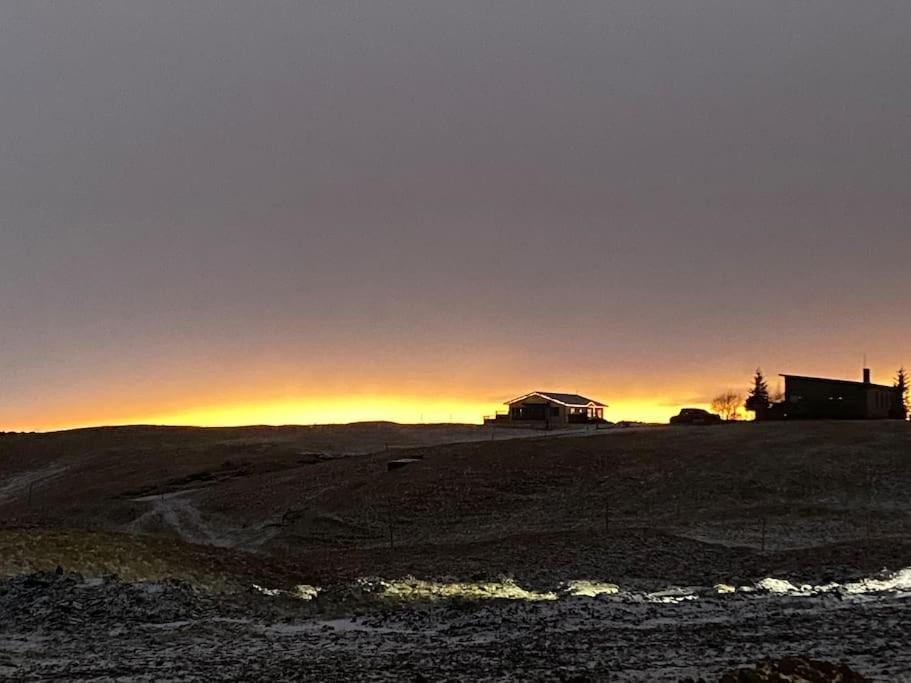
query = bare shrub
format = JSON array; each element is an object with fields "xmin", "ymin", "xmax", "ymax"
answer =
[{"xmin": 711, "ymin": 391, "xmax": 744, "ymax": 421}]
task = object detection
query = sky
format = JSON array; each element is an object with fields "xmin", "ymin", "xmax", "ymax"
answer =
[{"xmin": 1, "ymin": 2, "xmax": 909, "ymax": 431}]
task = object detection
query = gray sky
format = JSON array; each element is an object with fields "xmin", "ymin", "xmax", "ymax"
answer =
[{"xmin": 1, "ymin": 2, "xmax": 909, "ymax": 428}]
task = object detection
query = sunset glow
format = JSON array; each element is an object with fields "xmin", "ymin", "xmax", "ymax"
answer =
[
  {"xmin": 2, "ymin": 4, "xmax": 910, "ymax": 681},
  {"xmin": 0, "ymin": 2, "xmax": 907, "ymax": 435},
  {"xmin": 3, "ymin": 394, "xmax": 705, "ymax": 433}
]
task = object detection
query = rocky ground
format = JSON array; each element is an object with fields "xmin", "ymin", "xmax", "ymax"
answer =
[
  {"xmin": 1, "ymin": 569, "xmax": 908, "ymax": 681},
  {"xmin": 710, "ymin": 658, "xmax": 875, "ymax": 683}
]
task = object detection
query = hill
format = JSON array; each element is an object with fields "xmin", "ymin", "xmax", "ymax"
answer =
[{"xmin": 1, "ymin": 420, "xmax": 910, "ymax": 587}]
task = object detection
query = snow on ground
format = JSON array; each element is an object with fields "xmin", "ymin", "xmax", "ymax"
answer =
[
  {"xmin": 0, "ymin": 465, "xmax": 69, "ymax": 505},
  {"xmin": 127, "ymin": 489, "xmax": 231, "ymax": 547},
  {"xmin": 127, "ymin": 488, "xmax": 289, "ymax": 550},
  {"xmin": 1, "ymin": 569, "xmax": 909, "ymax": 681}
]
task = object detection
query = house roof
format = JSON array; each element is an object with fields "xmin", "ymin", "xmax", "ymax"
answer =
[
  {"xmin": 506, "ymin": 391, "xmax": 607, "ymax": 407},
  {"xmin": 781, "ymin": 374, "xmax": 896, "ymax": 392}
]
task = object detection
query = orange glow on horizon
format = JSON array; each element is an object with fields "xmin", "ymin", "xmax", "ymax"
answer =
[{"xmin": 2, "ymin": 394, "xmax": 709, "ymax": 433}]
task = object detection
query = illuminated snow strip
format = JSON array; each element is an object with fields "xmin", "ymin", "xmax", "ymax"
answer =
[
  {"xmin": 747, "ymin": 568, "xmax": 911, "ymax": 596},
  {"xmin": 378, "ymin": 578, "xmax": 558, "ymax": 602},
  {"xmin": 842, "ymin": 567, "xmax": 911, "ymax": 594},
  {"xmin": 249, "ymin": 567, "xmax": 911, "ymax": 604}
]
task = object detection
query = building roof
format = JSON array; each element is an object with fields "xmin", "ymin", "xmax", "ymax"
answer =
[
  {"xmin": 781, "ymin": 374, "xmax": 896, "ymax": 392},
  {"xmin": 506, "ymin": 391, "xmax": 607, "ymax": 407}
]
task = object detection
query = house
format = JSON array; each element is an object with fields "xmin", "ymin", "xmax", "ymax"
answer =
[
  {"xmin": 762, "ymin": 369, "xmax": 904, "ymax": 420},
  {"xmin": 484, "ymin": 391, "xmax": 607, "ymax": 429}
]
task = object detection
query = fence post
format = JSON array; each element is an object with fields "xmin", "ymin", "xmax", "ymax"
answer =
[
  {"xmin": 604, "ymin": 498, "xmax": 610, "ymax": 534},
  {"xmin": 388, "ymin": 512, "xmax": 395, "ymax": 550}
]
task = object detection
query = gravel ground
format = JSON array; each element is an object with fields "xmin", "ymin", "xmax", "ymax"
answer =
[{"xmin": 1, "ymin": 571, "xmax": 908, "ymax": 682}]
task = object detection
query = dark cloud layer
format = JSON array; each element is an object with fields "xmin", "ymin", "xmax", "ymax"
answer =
[{"xmin": 1, "ymin": 2, "xmax": 909, "ymax": 426}]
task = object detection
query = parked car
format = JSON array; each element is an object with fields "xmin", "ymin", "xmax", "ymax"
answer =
[{"xmin": 670, "ymin": 408, "xmax": 723, "ymax": 425}]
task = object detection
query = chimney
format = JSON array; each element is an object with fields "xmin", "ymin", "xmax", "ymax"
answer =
[{"xmin": 863, "ymin": 368, "xmax": 871, "ymax": 384}]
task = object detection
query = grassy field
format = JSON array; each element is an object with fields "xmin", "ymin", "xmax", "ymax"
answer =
[{"xmin": 1, "ymin": 420, "xmax": 909, "ymax": 588}]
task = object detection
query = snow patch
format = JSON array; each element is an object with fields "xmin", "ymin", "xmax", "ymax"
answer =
[
  {"xmin": 561, "ymin": 580, "xmax": 620, "ymax": 597},
  {"xmin": 755, "ymin": 578, "xmax": 801, "ymax": 594},
  {"xmin": 252, "ymin": 584, "xmax": 319, "ymax": 600},
  {"xmin": 645, "ymin": 587, "xmax": 699, "ymax": 604},
  {"xmin": 842, "ymin": 567, "xmax": 911, "ymax": 595},
  {"xmin": 0, "ymin": 465, "xmax": 69, "ymax": 504}
]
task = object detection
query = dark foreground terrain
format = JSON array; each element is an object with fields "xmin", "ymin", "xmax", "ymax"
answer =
[
  {"xmin": 1, "ymin": 421, "xmax": 909, "ymax": 680},
  {"xmin": 1, "ymin": 568, "xmax": 907, "ymax": 681}
]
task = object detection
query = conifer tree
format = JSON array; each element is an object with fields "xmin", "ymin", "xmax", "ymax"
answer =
[
  {"xmin": 745, "ymin": 368, "xmax": 771, "ymax": 415},
  {"xmin": 895, "ymin": 367, "xmax": 909, "ymax": 419}
]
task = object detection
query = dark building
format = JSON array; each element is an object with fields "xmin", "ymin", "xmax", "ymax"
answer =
[
  {"xmin": 484, "ymin": 391, "xmax": 607, "ymax": 429},
  {"xmin": 763, "ymin": 369, "xmax": 904, "ymax": 420}
]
